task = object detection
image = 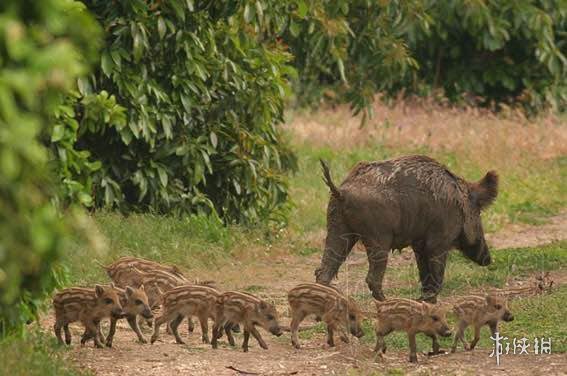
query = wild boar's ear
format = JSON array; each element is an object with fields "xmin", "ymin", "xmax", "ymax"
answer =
[
  {"xmin": 259, "ymin": 301, "xmax": 268, "ymax": 310},
  {"xmin": 109, "ymin": 282, "xmax": 116, "ymax": 289},
  {"xmin": 126, "ymin": 286, "xmax": 135, "ymax": 297},
  {"xmin": 139, "ymin": 284, "xmax": 145, "ymax": 292},
  {"xmin": 472, "ymin": 171, "xmax": 499, "ymax": 210},
  {"xmin": 95, "ymin": 284, "xmax": 104, "ymax": 298}
]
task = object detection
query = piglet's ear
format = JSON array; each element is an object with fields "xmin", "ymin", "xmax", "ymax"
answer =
[
  {"xmin": 126, "ymin": 286, "xmax": 135, "ymax": 297},
  {"xmin": 485, "ymin": 295, "xmax": 496, "ymax": 305},
  {"xmin": 95, "ymin": 284, "xmax": 104, "ymax": 298},
  {"xmin": 259, "ymin": 301, "xmax": 268, "ymax": 310},
  {"xmin": 139, "ymin": 284, "xmax": 145, "ymax": 292},
  {"xmin": 471, "ymin": 171, "xmax": 498, "ymax": 210},
  {"xmin": 110, "ymin": 282, "xmax": 116, "ymax": 289}
]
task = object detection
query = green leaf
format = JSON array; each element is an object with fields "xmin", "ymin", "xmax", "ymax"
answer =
[
  {"xmin": 157, "ymin": 166, "xmax": 168, "ymax": 187},
  {"xmin": 101, "ymin": 51, "xmax": 114, "ymax": 76},
  {"xmin": 210, "ymin": 131, "xmax": 218, "ymax": 148},
  {"xmin": 51, "ymin": 125, "xmax": 65, "ymax": 142},
  {"xmin": 158, "ymin": 17, "xmax": 167, "ymax": 40}
]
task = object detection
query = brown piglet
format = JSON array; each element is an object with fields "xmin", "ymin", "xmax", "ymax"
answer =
[
  {"xmin": 150, "ymin": 285, "xmax": 221, "ymax": 345},
  {"xmin": 53, "ymin": 284, "xmax": 122, "ymax": 348},
  {"xmin": 104, "ymin": 285, "xmax": 154, "ymax": 347},
  {"xmin": 288, "ymin": 283, "xmax": 364, "ymax": 349},
  {"xmin": 374, "ymin": 298, "xmax": 452, "ymax": 363},
  {"xmin": 451, "ymin": 294, "xmax": 514, "ymax": 353},
  {"xmin": 211, "ymin": 291, "xmax": 283, "ymax": 352}
]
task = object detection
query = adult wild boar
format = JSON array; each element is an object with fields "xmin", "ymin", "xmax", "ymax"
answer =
[{"xmin": 315, "ymin": 155, "xmax": 498, "ymax": 303}]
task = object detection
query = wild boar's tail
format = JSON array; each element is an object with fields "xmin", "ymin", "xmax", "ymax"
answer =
[{"xmin": 320, "ymin": 159, "xmax": 343, "ymax": 201}]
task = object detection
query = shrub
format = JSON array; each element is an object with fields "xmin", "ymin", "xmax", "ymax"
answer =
[
  {"xmin": 0, "ymin": 0, "xmax": 99, "ymax": 334},
  {"xmin": 53, "ymin": 0, "xmax": 296, "ymax": 223}
]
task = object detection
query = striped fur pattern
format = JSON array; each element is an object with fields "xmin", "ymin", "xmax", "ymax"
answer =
[
  {"xmin": 103, "ymin": 256, "xmax": 186, "ymax": 280},
  {"xmin": 211, "ymin": 291, "xmax": 283, "ymax": 352},
  {"xmin": 287, "ymin": 283, "xmax": 364, "ymax": 349},
  {"xmin": 374, "ymin": 298, "xmax": 452, "ymax": 363},
  {"xmin": 53, "ymin": 284, "xmax": 122, "ymax": 348},
  {"xmin": 451, "ymin": 295, "xmax": 514, "ymax": 353},
  {"xmin": 104, "ymin": 285, "xmax": 153, "ymax": 347},
  {"xmin": 150, "ymin": 285, "xmax": 221, "ymax": 345}
]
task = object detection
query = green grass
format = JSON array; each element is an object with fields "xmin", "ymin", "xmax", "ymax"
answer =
[
  {"xmin": 0, "ymin": 329, "xmax": 91, "ymax": 376},
  {"xmin": 62, "ymin": 212, "xmax": 272, "ymax": 285}
]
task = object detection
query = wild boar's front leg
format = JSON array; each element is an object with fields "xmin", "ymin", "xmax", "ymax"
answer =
[
  {"xmin": 364, "ymin": 236, "xmax": 392, "ymax": 301},
  {"xmin": 416, "ymin": 241, "xmax": 450, "ymax": 303},
  {"xmin": 315, "ymin": 217, "xmax": 358, "ymax": 284}
]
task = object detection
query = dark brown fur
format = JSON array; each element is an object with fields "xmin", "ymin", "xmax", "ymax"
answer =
[{"xmin": 316, "ymin": 155, "xmax": 498, "ymax": 303}]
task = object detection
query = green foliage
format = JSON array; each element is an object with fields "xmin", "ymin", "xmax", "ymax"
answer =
[
  {"xmin": 0, "ymin": 0, "xmax": 100, "ymax": 334},
  {"xmin": 408, "ymin": 0, "xmax": 567, "ymax": 111},
  {"xmin": 55, "ymin": 0, "xmax": 296, "ymax": 223},
  {"xmin": 273, "ymin": 0, "xmax": 565, "ymax": 112}
]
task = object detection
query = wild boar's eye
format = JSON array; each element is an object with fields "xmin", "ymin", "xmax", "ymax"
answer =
[
  {"xmin": 431, "ymin": 315, "xmax": 439, "ymax": 321},
  {"xmin": 104, "ymin": 298, "xmax": 113, "ymax": 304},
  {"xmin": 494, "ymin": 304, "xmax": 502, "ymax": 310},
  {"xmin": 349, "ymin": 314, "xmax": 356, "ymax": 320},
  {"xmin": 266, "ymin": 314, "xmax": 274, "ymax": 320},
  {"xmin": 135, "ymin": 299, "xmax": 143, "ymax": 305}
]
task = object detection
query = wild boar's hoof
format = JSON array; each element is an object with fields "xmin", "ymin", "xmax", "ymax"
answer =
[
  {"xmin": 418, "ymin": 295, "xmax": 437, "ymax": 304},
  {"xmin": 372, "ymin": 291, "xmax": 386, "ymax": 301},
  {"xmin": 427, "ymin": 349, "xmax": 446, "ymax": 356},
  {"xmin": 409, "ymin": 354, "xmax": 418, "ymax": 363}
]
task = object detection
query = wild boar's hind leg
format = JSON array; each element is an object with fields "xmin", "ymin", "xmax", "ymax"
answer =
[
  {"xmin": 364, "ymin": 236, "xmax": 392, "ymax": 301},
  {"xmin": 315, "ymin": 220, "xmax": 358, "ymax": 284}
]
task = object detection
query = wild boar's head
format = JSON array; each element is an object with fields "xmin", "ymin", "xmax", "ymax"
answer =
[
  {"xmin": 255, "ymin": 301, "xmax": 283, "ymax": 337},
  {"xmin": 458, "ymin": 171, "xmax": 499, "ymax": 266}
]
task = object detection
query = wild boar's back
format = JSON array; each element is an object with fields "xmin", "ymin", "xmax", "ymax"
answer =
[{"xmin": 341, "ymin": 155, "xmax": 469, "ymax": 211}]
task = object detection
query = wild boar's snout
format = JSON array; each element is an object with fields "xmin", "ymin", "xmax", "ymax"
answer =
[{"xmin": 142, "ymin": 308, "xmax": 153, "ymax": 319}]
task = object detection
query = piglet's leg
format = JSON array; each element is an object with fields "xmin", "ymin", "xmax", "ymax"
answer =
[
  {"xmin": 469, "ymin": 324, "xmax": 481, "ymax": 350},
  {"xmin": 54, "ymin": 321, "xmax": 64, "ymax": 345},
  {"xmin": 225, "ymin": 323, "xmax": 236, "ymax": 346},
  {"xmin": 427, "ymin": 334, "xmax": 445, "ymax": 355},
  {"xmin": 170, "ymin": 314, "xmax": 186, "ymax": 344},
  {"xmin": 105, "ymin": 316, "xmax": 118, "ymax": 347},
  {"xmin": 126, "ymin": 315, "xmax": 146, "ymax": 344},
  {"xmin": 326, "ymin": 323, "xmax": 336, "ymax": 347},
  {"xmin": 488, "ymin": 320, "xmax": 498, "ymax": 337},
  {"xmin": 63, "ymin": 324, "xmax": 72, "ymax": 345},
  {"xmin": 250, "ymin": 326, "xmax": 268, "ymax": 350},
  {"xmin": 242, "ymin": 329, "xmax": 250, "ymax": 352},
  {"xmin": 451, "ymin": 321, "xmax": 468, "ymax": 353},
  {"xmin": 408, "ymin": 332, "xmax": 418, "ymax": 363},
  {"xmin": 290, "ymin": 310, "xmax": 306, "ymax": 349}
]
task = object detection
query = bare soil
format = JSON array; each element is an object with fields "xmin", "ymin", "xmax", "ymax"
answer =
[{"xmin": 41, "ymin": 213, "xmax": 567, "ymax": 376}]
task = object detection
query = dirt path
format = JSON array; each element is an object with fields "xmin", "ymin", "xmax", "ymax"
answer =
[{"xmin": 43, "ymin": 213, "xmax": 567, "ymax": 375}]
